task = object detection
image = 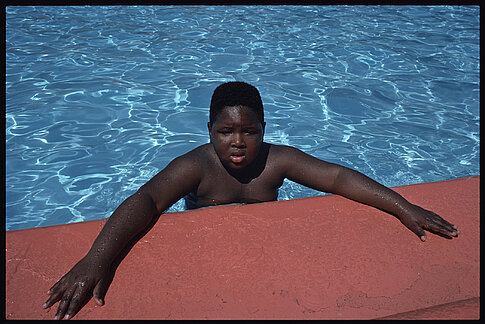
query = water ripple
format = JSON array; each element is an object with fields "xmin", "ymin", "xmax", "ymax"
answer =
[{"xmin": 6, "ymin": 5, "xmax": 479, "ymax": 230}]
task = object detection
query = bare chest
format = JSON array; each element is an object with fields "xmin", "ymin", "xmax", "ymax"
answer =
[{"xmin": 195, "ymin": 164, "xmax": 283, "ymax": 206}]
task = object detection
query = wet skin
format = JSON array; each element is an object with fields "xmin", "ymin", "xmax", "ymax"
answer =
[{"xmin": 43, "ymin": 105, "xmax": 459, "ymax": 320}]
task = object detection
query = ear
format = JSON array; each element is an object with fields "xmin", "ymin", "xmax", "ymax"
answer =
[{"xmin": 207, "ymin": 122, "xmax": 212, "ymax": 138}]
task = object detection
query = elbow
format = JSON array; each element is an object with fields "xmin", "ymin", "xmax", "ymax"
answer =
[
  {"xmin": 325, "ymin": 165, "xmax": 343, "ymax": 194},
  {"xmin": 328, "ymin": 165, "xmax": 354, "ymax": 195},
  {"xmin": 135, "ymin": 186, "xmax": 165, "ymax": 216}
]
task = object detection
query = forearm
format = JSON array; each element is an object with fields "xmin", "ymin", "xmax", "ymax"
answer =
[
  {"xmin": 84, "ymin": 189, "xmax": 159, "ymax": 265},
  {"xmin": 331, "ymin": 166, "xmax": 412, "ymax": 218}
]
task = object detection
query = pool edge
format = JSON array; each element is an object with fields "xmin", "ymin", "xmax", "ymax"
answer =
[{"xmin": 6, "ymin": 176, "xmax": 480, "ymax": 320}]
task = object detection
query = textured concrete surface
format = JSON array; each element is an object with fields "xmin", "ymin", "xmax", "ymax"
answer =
[{"xmin": 5, "ymin": 176, "xmax": 479, "ymax": 320}]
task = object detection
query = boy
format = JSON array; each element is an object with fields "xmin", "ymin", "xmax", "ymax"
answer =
[{"xmin": 43, "ymin": 81, "xmax": 459, "ymax": 320}]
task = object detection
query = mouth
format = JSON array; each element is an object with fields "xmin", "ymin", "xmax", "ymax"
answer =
[{"xmin": 230, "ymin": 151, "xmax": 246, "ymax": 163}]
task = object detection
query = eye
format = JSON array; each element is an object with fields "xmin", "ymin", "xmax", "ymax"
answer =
[
  {"xmin": 243, "ymin": 128, "xmax": 257, "ymax": 135},
  {"xmin": 218, "ymin": 128, "xmax": 232, "ymax": 135}
]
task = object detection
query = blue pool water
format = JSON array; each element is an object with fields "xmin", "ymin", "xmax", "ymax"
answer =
[{"xmin": 6, "ymin": 6, "xmax": 480, "ymax": 231}]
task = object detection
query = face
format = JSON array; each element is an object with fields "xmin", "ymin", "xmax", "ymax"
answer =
[{"xmin": 208, "ymin": 105, "xmax": 266, "ymax": 171}]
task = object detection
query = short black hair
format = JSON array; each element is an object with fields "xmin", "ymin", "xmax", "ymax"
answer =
[{"xmin": 209, "ymin": 81, "xmax": 264, "ymax": 127}]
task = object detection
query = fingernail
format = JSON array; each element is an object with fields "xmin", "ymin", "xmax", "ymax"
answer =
[
  {"xmin": 421, "ymin": 236, "xmax": 426, "ymax": 242},
  {"xmin": 42, "ymin": 303, "xmax": 47, "ymax": 309},
  {"xmin": 64, "ymin": 314, "xmax": 70, "ymax": 320}
]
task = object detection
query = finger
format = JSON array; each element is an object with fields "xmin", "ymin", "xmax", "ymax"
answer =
[
  {"xmin": 43, "ymin": 287, "xmax": 65, "ymax": 309},
  {"xmin": 431, "ymin": 216, "xmax": 457, "ymax": 233},
  {"xmin": 427, "ymin": 211, "xmax": 458, "ymax": 232},
  {"xmin": 54, "ymin": 287, "xmax": 76, "ymax": 320},
  {"xmin": 93, "ymin": 278, "xmax": 108, "ymax": 306},
  {"xmin": 64, "ymin": 285, "xmax": 86, "ymax": 320},
  {"xmin": 46, "ymin": 277, "xmax": 65, "ymax": 295},
  {"xmin": 408, "ymin": 223, "xmax": 427, "ymax": 242},
  {"xmin": 424, "ymin": 220, "xmax": 459, "ymax": 237}
]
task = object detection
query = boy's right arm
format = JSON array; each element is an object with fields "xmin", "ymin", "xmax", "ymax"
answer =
[{"xmin": 42, "ymin": 154, "xmax": 201, "ymax": 320}]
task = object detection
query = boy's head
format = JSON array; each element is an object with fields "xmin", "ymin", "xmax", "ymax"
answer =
[
  {"xmin": 209, "ymin": 81, "xmax": 264, "ymax": 127},
  {"xmin": 207, "ymin": 82, "xmax": 266, "ymax": 171}
]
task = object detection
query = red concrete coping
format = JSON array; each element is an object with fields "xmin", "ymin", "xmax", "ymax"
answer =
[{"xmin": 5, "ymin": 176, "xmax": 479, "ymax": 320}]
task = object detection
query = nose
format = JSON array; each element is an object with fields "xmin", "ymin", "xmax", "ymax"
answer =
[{"xmin": 231, "ymin": 132, "xmax": 246, "ymax": 148}]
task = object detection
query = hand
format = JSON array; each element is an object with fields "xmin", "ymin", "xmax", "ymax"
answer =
[
  {"xmin": 42, "ymin": 256, "xmax": 110, "ymax": 320},
  {"xmin": 398, "ymin": 204, "xmax": 459, "ymax": 242}
]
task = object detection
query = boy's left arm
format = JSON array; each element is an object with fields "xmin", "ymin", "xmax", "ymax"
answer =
[
  {"xmin": 329, "ymin": 166, "xmax": 459, "ymax": 241},
  {"xmin": 283, "ymin": 146, "xmax": 459, "ymax": 241}
]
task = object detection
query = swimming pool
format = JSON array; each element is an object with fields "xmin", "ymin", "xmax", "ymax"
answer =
[{"xmin": 6, "ymin": 6, "xmax": 480, "ymax": 231}]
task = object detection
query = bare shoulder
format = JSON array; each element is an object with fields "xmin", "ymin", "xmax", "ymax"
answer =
[
  {"xmin": 264, "ymin": 143, "xmax": 305, "ymax": 175},
  {"xmin": 267, "ymin": 143, "xmax": 308, "ymax": 163},
  {"xmin": 183, "ymin": 143, "xmax": 215, "ymax": 161},
  {"xmin": 140, "ymin": 144, "xmax": 213, "ymax": 212},
  {"xmin": 267, "ymin": 143, "xmax": 340, "ymax": 183},
  {"xmin": 268, "ymin": 143, "xmax": 334, "ymax": 163},
  {"xmin": 162, "ymin": 143, "xmax": 219, "ymax": 178},
  {"xmin": 268, "ymin": 143, "xmax": 303, "ymax": 155},
  {"xmin": 165, "ymin": 143, "xmax": 215, "ymax": 168}
]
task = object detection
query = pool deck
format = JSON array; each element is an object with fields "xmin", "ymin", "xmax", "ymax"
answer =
[{"xmin": 5, "ymin": 176, "xmax": 480, "ymax": 320}]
